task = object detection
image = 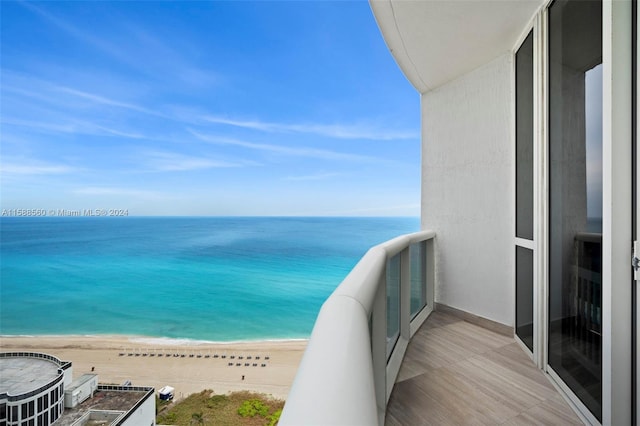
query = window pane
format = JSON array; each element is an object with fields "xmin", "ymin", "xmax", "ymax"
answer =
[
  {"xmin": 516, "ymin": 247, "xmax": 534, "ymax": 351},
  {"xmin": 516, "ymin": 30, "xmax": 534, "ymax": 240},
  {"xmin": 410, "ymin": 242, "xmax": 427, "ymax": 317},
  {"xmin": 548, "ymin": 0, "xmax": 602, "ymax": 420},
  {"xmin": 386, "ymin": 254, "xmax": 401, "ymax": 359}
]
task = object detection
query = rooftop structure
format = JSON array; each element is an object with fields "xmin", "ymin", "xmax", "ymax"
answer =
[
  {"xmin": 0, "ymin": 355, "xmax": 70, "ymax": 399},
  {"xmin": 281, "ymin": 1, "xmax": 637, "ymax": 425},
  {"xmin": 0, "ymin": 353, "xmax": 154, "ymax": 426},
  {"xmin": 58, "ymin": 385, "xmax": 155, "ymax": 426},
  {"xmin": 0, "ymin": 352, "xmax": 71, "ymax": 425}
]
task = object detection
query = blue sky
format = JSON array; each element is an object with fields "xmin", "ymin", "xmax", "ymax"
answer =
[{"xmin": 1, "ymin": 1, "xmax": 420, "ymax": 216}]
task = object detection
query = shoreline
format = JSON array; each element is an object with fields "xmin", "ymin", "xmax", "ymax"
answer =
[
  {"xmin": 0, "ymin": 335, "xmax": 307, "ymax": 400},
  {"xmin": 0, "ymin": 334, "xmax": 309, "ymax": 346}
]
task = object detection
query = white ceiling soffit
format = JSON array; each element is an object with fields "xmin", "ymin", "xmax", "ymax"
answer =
[{"xmin": 370, "ymin": 0, "xmax": 544, "ymax": 93}]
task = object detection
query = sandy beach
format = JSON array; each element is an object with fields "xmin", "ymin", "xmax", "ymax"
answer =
[{"xmin": 0, "ymin": 335, "xmax": 307, "ymax": 401}]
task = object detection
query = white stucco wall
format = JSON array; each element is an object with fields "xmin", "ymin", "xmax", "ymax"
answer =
[
  {"xmin": 121, "ymin": 391, "xmax": 156, "ymax": 426},
  {"xmin": 422, "ymin": 53, "xmax": 514, "ymax": 326}
]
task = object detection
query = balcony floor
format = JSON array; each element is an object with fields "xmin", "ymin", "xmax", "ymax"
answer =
[{"xmin": 385, "ymin": 311, "xmax": 583, "ymax": 425}]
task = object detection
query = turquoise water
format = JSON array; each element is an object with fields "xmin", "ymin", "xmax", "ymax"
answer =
[{"xmin": 0, "ymin": 217, "xmax": 418, "ymax": 341}]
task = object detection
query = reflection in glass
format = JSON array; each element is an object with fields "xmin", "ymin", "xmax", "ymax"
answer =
[
  {"xmin": 548, "ymin": 0, "xmax": 602, "ymax": 420},
  {"xmin": 386, "ymin": 254, "xmax": 400, "ymax": 359},
  {"xmin": 410, "ymin": 242, "xmax": 427, "ymax": 318}
]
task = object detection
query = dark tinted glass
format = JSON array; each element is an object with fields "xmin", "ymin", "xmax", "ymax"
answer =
[
  {"xmin": 516, "ymin": 247, "xmax": 534, "ymax": 351},
  {"xmin": 516, "ymin": 30, "xmax": 534, "ymax": 240},
  {"xmin": 548, "ymin": 0, "xmax": 602, "ymax": 420}
]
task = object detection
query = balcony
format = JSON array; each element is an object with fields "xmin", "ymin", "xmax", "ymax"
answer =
[
  {"xmin": 280, "ymin": 231, "xmax": 583, "ymax": 425},
  {"xmin": 386, "ymin": 310, "xmax": 582, "ymax": 425}
]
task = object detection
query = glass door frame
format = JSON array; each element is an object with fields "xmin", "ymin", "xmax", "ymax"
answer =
[
  {"xmin": 633, "ymin": 0, "xmax": 638, "ymax": 422},
  {"xmin": 600, "ymin": 1, "xmax": 633, "ymax": 424},
  {"xmin": 514, "ymin": 20, "xmax": 538, "ymax": 361},
  {"xmin": 526, "ymin": 0, "xmax": 634, "ymax": 424},
  {"xmin": 544, "ymin": 0, "xmax": 604, "ymax": 421}
]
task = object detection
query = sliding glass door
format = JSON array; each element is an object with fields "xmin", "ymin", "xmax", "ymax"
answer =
[{"xmin": 548, "ymin": 0, "xmax": 603, "ymax": 421}]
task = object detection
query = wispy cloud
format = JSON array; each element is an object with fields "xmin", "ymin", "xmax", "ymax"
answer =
[
  {"xmin": 202, "ymin": 115, "xmax": 419, "ymax": 140},
  {"xmin": 19, "ymin": 2, "xmax": 132, "ymax": 66},
  {"xmin": 0, "ymin": 160, "xmax": 79, "ymax": 176},
  {"xmin": 4, "ymin": 2, "xmax": 421, "ymax": 216},
  {"xmin": 285, "ymin": 172, "xmax": 344, "ymax": 181},
  {"xmin": 92, "ymin": 125, "xmax": 146, "ymax": 139},
  {"xmin": 141, "ymin": 151, "xmax": 248, "ymax": 172},
  {"xmin": 73, "ymin": 187, "xmax": 170, "ymax": 200},
  {"xmin": 2, "ymin": 117, "xmax": 145, "ymax": 139},
  {"xmin": 1, "ymin": 118, "xmax": 77, "ymax": 134},
  {"xmin": 122, "ymin": 26, "xmax": 220, "ymax": 89},
  {"xmin": 189, "ymin": 129, "xmax": 379, "ymax": 162},
  {"xmin": 2, "ymin": 69, "xmax": 174, "ymax": 144},
  {"xmin": 3, "ymin": 83, "xmax": 71, "ymax": 106},
  {"xmin": 321, "ymin": 203, "xmax": 421, "ymax": 216},
  {"xmin": 2, "ymin": 70, "xmax": 152, "ymax": 112},
  {"xmin": 19, "ymin": 2, "xmax": 220, "ymax": 90},
  {"xmin": 53, "ymin": 86, "xmax": 161, "ymax": 117}
]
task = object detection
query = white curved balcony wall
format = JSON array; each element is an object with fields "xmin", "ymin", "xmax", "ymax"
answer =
[{"xmin": 280, "ymin": 231, "xmax": 435, "ymax": 425}]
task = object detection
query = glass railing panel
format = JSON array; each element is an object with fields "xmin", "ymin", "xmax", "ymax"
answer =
[
  {"xmin": 280, "ymin": 231, "xmax": 435, "ymax": 426},
  {"xmin": 386, "ymin": 253, "xmax": 401, "ymax": 359},
  {"xmin": 409, "ymin": 241, "xmax": 427, "ymax": 318}
]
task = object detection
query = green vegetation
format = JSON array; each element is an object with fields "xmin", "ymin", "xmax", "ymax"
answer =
[
  {"xmin": 266, "ymin": 409, "xmax": 282, "ymax": 426},
  {"xmin": 156, "ymin": 390, "xmax": 284, "ymax": 426},
  {"xmin": 237, "ymin": 399, "xmax": 269, "ymax": 418}
]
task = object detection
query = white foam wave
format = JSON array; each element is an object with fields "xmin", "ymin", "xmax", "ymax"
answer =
[{"xmin": 129, "ymin": 336, "xmax": 308, "ymax": 346}]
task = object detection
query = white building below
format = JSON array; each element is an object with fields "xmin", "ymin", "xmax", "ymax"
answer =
[{"xmin": 0, "ymin": 352, "xmax": 155, "ymax": 426}]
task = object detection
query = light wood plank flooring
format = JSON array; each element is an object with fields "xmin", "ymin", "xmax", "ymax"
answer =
[{"xmin": 385, "ymin": 311, "xmax": 584, "ymax": 425}]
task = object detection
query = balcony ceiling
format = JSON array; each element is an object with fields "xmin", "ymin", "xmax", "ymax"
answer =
[{"xmin": 370, "ymin": 0, "xmax": 544, "ymax": 93}]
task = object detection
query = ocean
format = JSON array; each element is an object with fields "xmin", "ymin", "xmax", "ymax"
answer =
[{"xmin": 0, "ymin": 217, "xmax": 419, "ymax": 342}]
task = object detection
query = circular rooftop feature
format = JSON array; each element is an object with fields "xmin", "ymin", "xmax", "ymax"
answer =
[
  {"xmin": 0, "ymin": 355, "xmax": 61, "ymax": 397},
  {"xmin": 0, "ymin": 352, "xmax": 68, "ymax": 424}
]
